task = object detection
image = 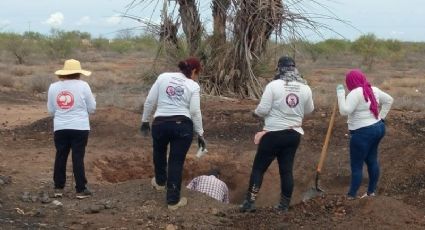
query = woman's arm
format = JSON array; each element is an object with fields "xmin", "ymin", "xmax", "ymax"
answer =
[
  {"xmin": 141, "ymin": 79, "xmax": 160, "ymax": 122},
  {"xmin": 255, "ymin": 84, "xmax": 273, "ymax": 117},
  {"xmin": 190, "ymin": 85, "xmax": 204, "ymax": 136},
  {"xmin": 377, "ymin": 88, "xmax": 394, "ymax": 119},
  {"xmin": 83, "ymin": 82, "xmax": 96, "ymax": 114},
  {"xmin": 337, "ymin": 86, "xmax": 360, "ymax": 116}
]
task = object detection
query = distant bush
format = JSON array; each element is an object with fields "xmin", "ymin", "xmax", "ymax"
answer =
[
  {"xmin": 109, "ymin": 39, "xmax": 134, "ymax": 54},
  {"xmin": 92, "ymin": 38, "xmax": 110, "ymax": 51},
  {"xmin": 352, "ymin": 34, "xmax": 383, "ymax": 70},
  {"xmin": 44, "ymin": 29, "xmax": 91, "ymax": 59},
  {"xmin": 28, "ymin": 75, "xmax": 55, "ymax": 93},
  {"xmin": 0, "ymin": 75, "xmax": 14, "ymax": 87},
  {"xmin": 0, "ymin": 33, "xmax": 40, "ymax": 64}
]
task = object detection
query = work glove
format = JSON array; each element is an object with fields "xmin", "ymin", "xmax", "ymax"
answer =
[
  {"xmin": 198, "ymin": 135, "xmax": 206, "ymax": 151},
  {"xmin": 336, "ymin": 84, "xmax": 345, "ymax": 98},
  {"xmin": 140, "ymin": 122, "xmax": 150, "ymax": 137}
]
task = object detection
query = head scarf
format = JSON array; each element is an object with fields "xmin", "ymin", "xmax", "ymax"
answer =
[
  {"xmin": 345, "ymin": 69, "xmax": 379, "ymax": 119},
  {"xmin": 274, "ymin": 67, "xmax": 307, "ymax": 84}
]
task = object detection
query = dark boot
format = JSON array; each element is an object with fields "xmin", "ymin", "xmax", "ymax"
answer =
[
  {"xmin": 275, "ymin": 195, "xmax": 290, "ymax": 212},
  {"xmin": 239, "ymin": 185, "xmax": 259, "ymax": 213}
]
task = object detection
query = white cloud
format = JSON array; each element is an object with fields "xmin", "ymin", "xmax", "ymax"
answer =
[
  {"xmin": 76, "ymin": 16, "xmax": 91, "ymax": 26},
  {"xmin": 391, "ymin": 30, "xmax": 405, "ymax": 36},
  {"xmin": 105, "ymin": 14, "xmax": 121, "ymax": 26},
  {"xmin": 45, "ymin": 12, "xmax": 64, "ymax": 28},
  {"xmin": 0, "ymin": 19, "xmax": 10, "ymax": 30}
]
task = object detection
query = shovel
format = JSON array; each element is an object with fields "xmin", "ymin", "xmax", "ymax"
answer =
[{"xmin": 302, "ymin": 102, "xmax": 337, "ymax": 202}]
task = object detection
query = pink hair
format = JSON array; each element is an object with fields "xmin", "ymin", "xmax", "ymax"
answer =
[{"xmin": 345, "ymin": 69, "xmax": 379, "ymax": 119}]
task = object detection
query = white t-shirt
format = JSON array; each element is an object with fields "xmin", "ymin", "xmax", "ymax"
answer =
[
  {"xmin": 255, "ymin": 80, "xmax": 314, "ymax": 134},
  {"xmin": 47, "ymin": 79, "xmax": 96, "ymax": 131},
  {"xmin": 337, "ymin": 86, "xmax": 393, "ymax": 130},
  {"xmin": 142, "ymin": 72, "xmax": 204, "ymax": 136}
]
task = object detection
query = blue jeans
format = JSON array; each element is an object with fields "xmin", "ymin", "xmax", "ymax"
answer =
[
  {"xmin": 348, "ymin": 121, "xmax": 385, "ymax": 197},
  {"xmin": 151, "ymin": 116, "xmax": 193, "ymax": 205}
]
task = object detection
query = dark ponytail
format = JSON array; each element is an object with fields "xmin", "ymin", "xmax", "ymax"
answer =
[{"xmin": 178, "ymin": 57, "xmax": 201, "ymax": 78}]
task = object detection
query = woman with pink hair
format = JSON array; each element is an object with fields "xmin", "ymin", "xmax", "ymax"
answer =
[{"xmin": 336, "ymin": 69, "xmax": 393, "ymax": 199}]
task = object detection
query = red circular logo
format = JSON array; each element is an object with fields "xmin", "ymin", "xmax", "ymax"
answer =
[{"xmin": 56, "ymin": 91, "xmax": 74, "ymax": 109}]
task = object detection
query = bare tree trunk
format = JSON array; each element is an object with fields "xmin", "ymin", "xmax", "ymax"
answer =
[
  {"xmin": 159, "ymin": 17, "xmax": 179, "ymax": 48},
  {"xmin": 177, "ymin": 0, "xmax": 203, "ymax": 55},
  {"xmin": 204, "ymin": 0, "xmax": 284, "ymax": 98},
  {"xmin": 212, "ymin": 0, "xmax": 230, "ymax": 44}
]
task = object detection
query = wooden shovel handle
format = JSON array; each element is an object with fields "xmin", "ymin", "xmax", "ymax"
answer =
[{"xmin": 316, "ymin": 102, "xmax": 338, "ymax": 173}]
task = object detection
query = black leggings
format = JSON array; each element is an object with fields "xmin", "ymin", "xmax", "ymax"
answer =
[
  {"xmin": 53, "ymin": 129, "xmax": 89, "ymax": 192},
  {"xmin": 248, "ymin": 129, "xmax": 301, "ymax": 199}
]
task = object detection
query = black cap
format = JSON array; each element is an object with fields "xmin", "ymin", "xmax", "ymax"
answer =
[{"xmin": 278, "ymin": 56, "xmax": 295, "ymax": 68}]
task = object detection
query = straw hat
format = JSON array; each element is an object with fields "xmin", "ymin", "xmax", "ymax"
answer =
[{"xmin": 55, "ymin": 59, "xmax": 91, "ymax": 76}]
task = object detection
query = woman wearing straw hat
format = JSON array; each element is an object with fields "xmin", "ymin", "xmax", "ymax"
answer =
[
  {"xmin": 141, "ymin": 57, "xmax": 206, "ymax": 210},
  {"xmin": 47, "ymin": 59, "xmax": 96, "ymax": 199}
]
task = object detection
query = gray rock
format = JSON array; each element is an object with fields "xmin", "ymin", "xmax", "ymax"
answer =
[
  {"xmin": 86, "ymin": 205, "xmax": 104, "ymax": 214},
  {"xmin": 0, "ymin": 175, "xmax": 11, "ymax": 184},
  {"xmin": 30, "ymin": 195, "xmax": 39, "ymax": 203},
  {"xmin": 39, "ymin": 192, "xmax": 51, "ymax": 204},
  {"xmin": 21, "ymin": 192, "xmax": 31, "ymax": 202},
  {"xmin": 103, "ymin": 200, "xmax": 113, "ymax": 209},
  {"xmin": 32, "ymin": 208, "xmax": 46, "ymax": 217},
  {"xmin": 0, "ymin": 179, "xmax": 4, "ymax": 185}
]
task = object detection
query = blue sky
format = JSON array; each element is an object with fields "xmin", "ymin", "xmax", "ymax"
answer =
[{"xmin": 0, "ymin": 0, "xmax": 424, "ymax": 41}]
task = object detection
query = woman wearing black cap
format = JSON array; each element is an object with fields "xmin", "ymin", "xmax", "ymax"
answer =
[{"xmin": 240, "ymin": 56, "xmax": 314, "ymax": 212}]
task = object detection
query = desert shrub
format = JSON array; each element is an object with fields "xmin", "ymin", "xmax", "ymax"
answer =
[
  {"xmin": 109, "ymin": 39, "xmax": 134, "ymax": 54},
  {"xmin": 11, "ymin": 66, "xmax": 34, "ymax": 76},
  {"xmin": 0, "ymin": 75, "xmax": 14, "ymax": 87},
  {"xmin": 27, "ymin": 75, "xmax": 55, "ymax": 93},
  {"xmin": 92, "ymin": 37, "xmax": 110, "ymax": 51},
  {"xmin": 0, "ymin": 33, "xmax": 39, "ymax": 64},
  {"xmin": 133, "ymin": 35, "xmax": 160, "ymax": 56},
  {"xmin": 44, "ymin": 29, "xmax": 87, "ymax": 59},
  {"xmin": 351, "ymin": 34, "xmax": 383, "ymax": 70}
]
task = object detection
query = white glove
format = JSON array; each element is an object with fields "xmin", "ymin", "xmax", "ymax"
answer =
[
  {"xmin": 196, "ymin": 147, "xmax": 208, "ymax": 158},
  {"xmin": 336, "ymin": 84, "xmax": 345, "ymax": 97}
]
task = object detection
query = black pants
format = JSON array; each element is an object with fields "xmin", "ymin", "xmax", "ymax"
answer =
[
  {"xmin": 248, "ymin": 129, "xmax": 301, "ymax": 199},
  {"xmin": 53, "ymin": 129, "xmax": 89, "ymax": 192},
  {"xmin": 151, "ymin": 117, "xmax": 193, "ymax": 205}
]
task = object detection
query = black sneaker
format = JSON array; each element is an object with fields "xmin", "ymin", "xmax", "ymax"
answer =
[
  {"xmin": 239, "ymin": 200, "xmax": 256, "ymax": 213},
  {"xmin": 76, "ymin": 188, "xmax": 92, "ymax": 199}
]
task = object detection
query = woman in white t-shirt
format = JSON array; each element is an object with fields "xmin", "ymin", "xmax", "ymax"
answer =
[
  {"xmin": 141, "ymin": 57, "xmax": 206, "ymax": 210},
  {"xmin": 336, "ymin": 69, "xmax": 393, "ymax": 199},
  {"xmin": 47, "ymin": 59, "xmax": 96, "ymax": 199},
  {"xmin": 240, "ymin": 56, "xmax": 314, "ymax": 213}
]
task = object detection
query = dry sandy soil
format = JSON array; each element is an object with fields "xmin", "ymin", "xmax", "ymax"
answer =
[{"xmin": 0, "ymin": 58, "xmax": 425, "ymax": 229}]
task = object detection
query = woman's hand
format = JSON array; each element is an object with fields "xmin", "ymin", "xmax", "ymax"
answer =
[
  {"xmin": 140, "ymin": 122, "xmax": 150, "ymax": 137},
  {"xmin": 198, "ymin": 135, "xmax": 206, "ymax": 151}
]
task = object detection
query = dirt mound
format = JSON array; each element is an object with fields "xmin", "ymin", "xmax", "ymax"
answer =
[{"xmin": 1, "ymin": 97, "xmax": 425, "ymax": 229}]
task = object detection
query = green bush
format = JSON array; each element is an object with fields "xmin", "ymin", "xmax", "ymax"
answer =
[{"xmin": 351, "ymin": 34, "xmax": 383, "ymax": 70}]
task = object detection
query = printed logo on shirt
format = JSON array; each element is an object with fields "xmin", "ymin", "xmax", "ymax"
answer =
[
  {"xmin": 166, "ymin": 86, "xmax": 176, "ymax": 96},
  {"xmin": 166, "ymin": 85, "xmax": 185, "ymax": 97},
  {"xmin": 56, "ymin": 91, "xmax": 74, "ymax": 109},
  {"xmin": 175, "ymin": 86, "xmax": 185, "ymax": 96},
  {"xmin": 286, "ymin": 93, "xmax": 299, "ymax": 108}
]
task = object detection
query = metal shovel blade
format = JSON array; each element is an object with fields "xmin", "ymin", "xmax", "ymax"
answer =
[
  {"xmin": 302, "ymin": 187, "xmax": 324, "ymax": 202},
  {"xmin": 302, "ymin": 172, "xmax": 325, "ymax": 202}
]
